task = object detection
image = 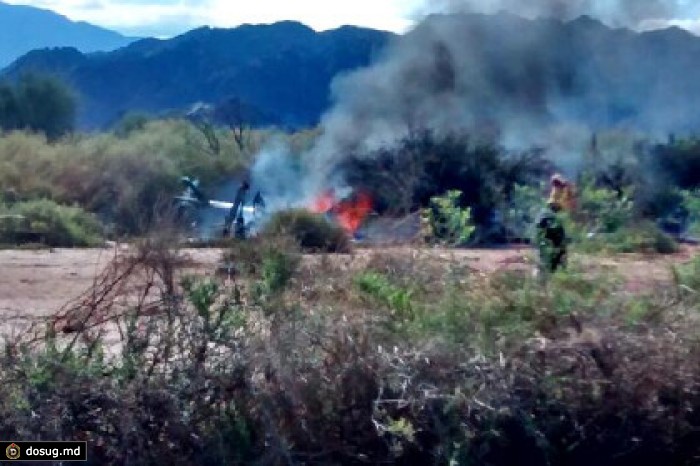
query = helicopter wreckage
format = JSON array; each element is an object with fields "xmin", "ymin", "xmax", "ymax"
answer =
[
  {"xmin": 174, "ymin": 176, "xmax": 266, "ymax": 239},
  {"xmin": 174, "ymin": 176, "xmax": 374, "ymax": 241}
]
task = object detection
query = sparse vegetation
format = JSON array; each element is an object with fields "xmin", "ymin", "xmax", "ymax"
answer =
[
  {"xmin": 0, "ymin": 239, "xmax": 698, "ymax": 465},
  {"xmin": 0, "ymin": 119, "xmax": 270, "ymax": 237}
]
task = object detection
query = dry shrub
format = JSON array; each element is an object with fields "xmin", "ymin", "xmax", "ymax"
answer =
[{"xmin": 261, "ymin": 209, "xmax": 351, "ymax": 253}]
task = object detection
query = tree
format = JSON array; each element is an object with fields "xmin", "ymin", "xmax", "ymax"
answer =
[
  {"xmin": 186, "ymin": 102, "xmax": 221, "ymax": 156},
  {"xmin": 342, "ymin": 130, "xmax": 550, "ymax": 225},
  {"xmin": 214, "ymin": 97, "xmax": 253, "ymax": 152},
  {"xmin": 112, "ymin": 111, "xmax": 150, "ymax": 138},
  {"xmin": 0, "ymin": 82, "xmax": 22, "ymax": 131},
  {"xmin": 14, "ymin": 73, "xmax": 76, "ymax": 140}
]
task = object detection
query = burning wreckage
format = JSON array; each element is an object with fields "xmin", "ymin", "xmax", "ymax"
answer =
[
  {"xmin": 174, "ymin": 177, "xmax": 264, "ymax": 239},
  {"xmin": 174, "ymin": 176, "xmax": 373, "ymax": 240}
]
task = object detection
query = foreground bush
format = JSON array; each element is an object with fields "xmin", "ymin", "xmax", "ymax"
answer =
[
  {"xmin": 261, "ymin": 209, "xmax": 351, "ymax": 253},
  {"xmin": 0, "ymin": 199, "xmax": 102, "ymax": 247}
]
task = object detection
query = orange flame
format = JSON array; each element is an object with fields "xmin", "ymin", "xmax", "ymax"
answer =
[
  {"xmin": 311, "ymin": 189, "xmax": 336, "ymax": 214},
  {"xmin": 310, "ymin": 189, "xmax": 373, "ymax": 235},
  {"xmin": 334, "ymin": 192, "xmax": 373, "ymax": 235}
]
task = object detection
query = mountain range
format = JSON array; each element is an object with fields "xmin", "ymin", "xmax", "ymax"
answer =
[
  {"xmin": 3, "ymin": 10, "xmax": 700, "ymax": 133},
  {"xmin": 0, "ymin": 1, "xmax": 134, "ymax": 68},
  {"xmin": 2, "ymin": 20, "xmax": 392, "ymax": 128}
]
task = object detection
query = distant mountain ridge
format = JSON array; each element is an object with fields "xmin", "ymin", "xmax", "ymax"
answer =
[
  {"xmin": 3, "ymin": 21, "xmax": 393, "ymax": 129},
  {"xmin": 0, "ymin": 1, "xmax": 135, "ymax": 68},
  {"xmin": 5, "ymin": 14, "xmax": 700, "ymax": 133}
]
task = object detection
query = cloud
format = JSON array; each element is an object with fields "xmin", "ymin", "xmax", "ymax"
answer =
[
  {"xmin": 640, "ymin": 17, "xmax": 700, "ymax": 34},
  {"xmin": 4, "ymin": 0, "xmax": 419, "ymax": 37},
  {"xmin": 5, "ymin": 0, "xmax": 699, "ymax": 37}
]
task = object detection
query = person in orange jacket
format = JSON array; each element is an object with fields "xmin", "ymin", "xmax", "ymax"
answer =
[{"xmin": 547, "ymin": 173, "xmax": 576, "ymax": 212}]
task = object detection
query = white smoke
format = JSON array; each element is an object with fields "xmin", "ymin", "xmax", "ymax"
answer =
[{"xmin": 250, "ymin": 141, "xmax": 306, "ymax": 211}]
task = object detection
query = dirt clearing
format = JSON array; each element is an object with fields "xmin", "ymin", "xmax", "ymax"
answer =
[{"xmin": 0, "ymin": 244, "xmax": 696, "ymax": 332}]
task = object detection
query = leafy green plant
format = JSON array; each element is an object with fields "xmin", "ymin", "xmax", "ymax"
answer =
[
  {"xmin": 260, "ymin": 248, "xmax": 298, "ymax": 295},
  {"xmin": 422, "ymin": 190, "xmax": 476, "ymax": 245},
  {"xmin": 577, "ymin": 183, "xmax": 635, "ymax": 234},
  {"xmin": 354, "ymin": 271, "xmax": 415, "ymax": 319}
]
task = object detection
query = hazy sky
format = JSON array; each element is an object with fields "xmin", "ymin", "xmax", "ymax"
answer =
[{"xmin": 4, "ymin": 0, "xmax": 700, "ymax": 37}]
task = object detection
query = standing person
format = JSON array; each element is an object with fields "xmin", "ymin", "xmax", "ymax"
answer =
[
  {"xmin": 548, "ymin": 173, "xmax": 576, "ymax": 213},
  {"xmin": 223, "ymin": 180, "xmax": 250, "ymax": 237},
  {"xmin": 536, "ymin": 202, "xmax": 568, "ymax": 274},
  {"xmin": 536, "ymin": 174, "xmax": 574, "ymax": 275}
]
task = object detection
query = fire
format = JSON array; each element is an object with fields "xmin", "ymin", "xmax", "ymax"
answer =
[
  {"xmin": 310, "ymin": 189, "xmax": 373, "ymax": 235},
  {"xmin": 311, "ymin": 189, "xmax": 336, "ymax": 214},
  {"xmin": 334, "ymin": 192, "xmax": 373, "ymax": 235}
]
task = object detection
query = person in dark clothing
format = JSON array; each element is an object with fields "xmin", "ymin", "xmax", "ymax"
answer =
[
  {"xmin": 223, "ymin": 180, "xmax": 250, "ymax": 237},
  {"xmin": 536, "ymin": 202, "xmax": 568, "ymax": 274}
]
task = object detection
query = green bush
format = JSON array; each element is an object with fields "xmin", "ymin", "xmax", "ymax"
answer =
[
  {"xmin": 422, "ymin": 190, "xmax": 476, "ymax": 245},
  {"xmin": 261, "ymin": 209, "xmax": 351, "ymax": 253},
  {"xmin": 562, "ymin": 181, "xmax": 677, "ymax": 254},
  {"xmin": 575, "ymin": 221, "xmax": 677, "ymax": 255},
  {"xmin": 259, "ymin": 247, "xmax": 299, "ymax": 296},
  {"xmin": 576, "ymin": 182, "xmax": 635, "ymax": 234},
  {"xmin": 679, "ymin": 189, "xmax": 700, "ymax": 237},
  {"xmin": 0, "ymin": 199, "xmax": 102, "ymax": 247},
  {"xmin": 354, "ymin": 271, "xmax": 415, "ymax": 320}
]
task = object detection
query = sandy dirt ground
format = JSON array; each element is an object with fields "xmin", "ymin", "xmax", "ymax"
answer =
[
  {"xmin": 0, "ymin": 247, "xmax": 218, "ymax": 335},
  {"xmin": 0, "ymin": 244, "xmax": 697, "ymax": 334}
]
